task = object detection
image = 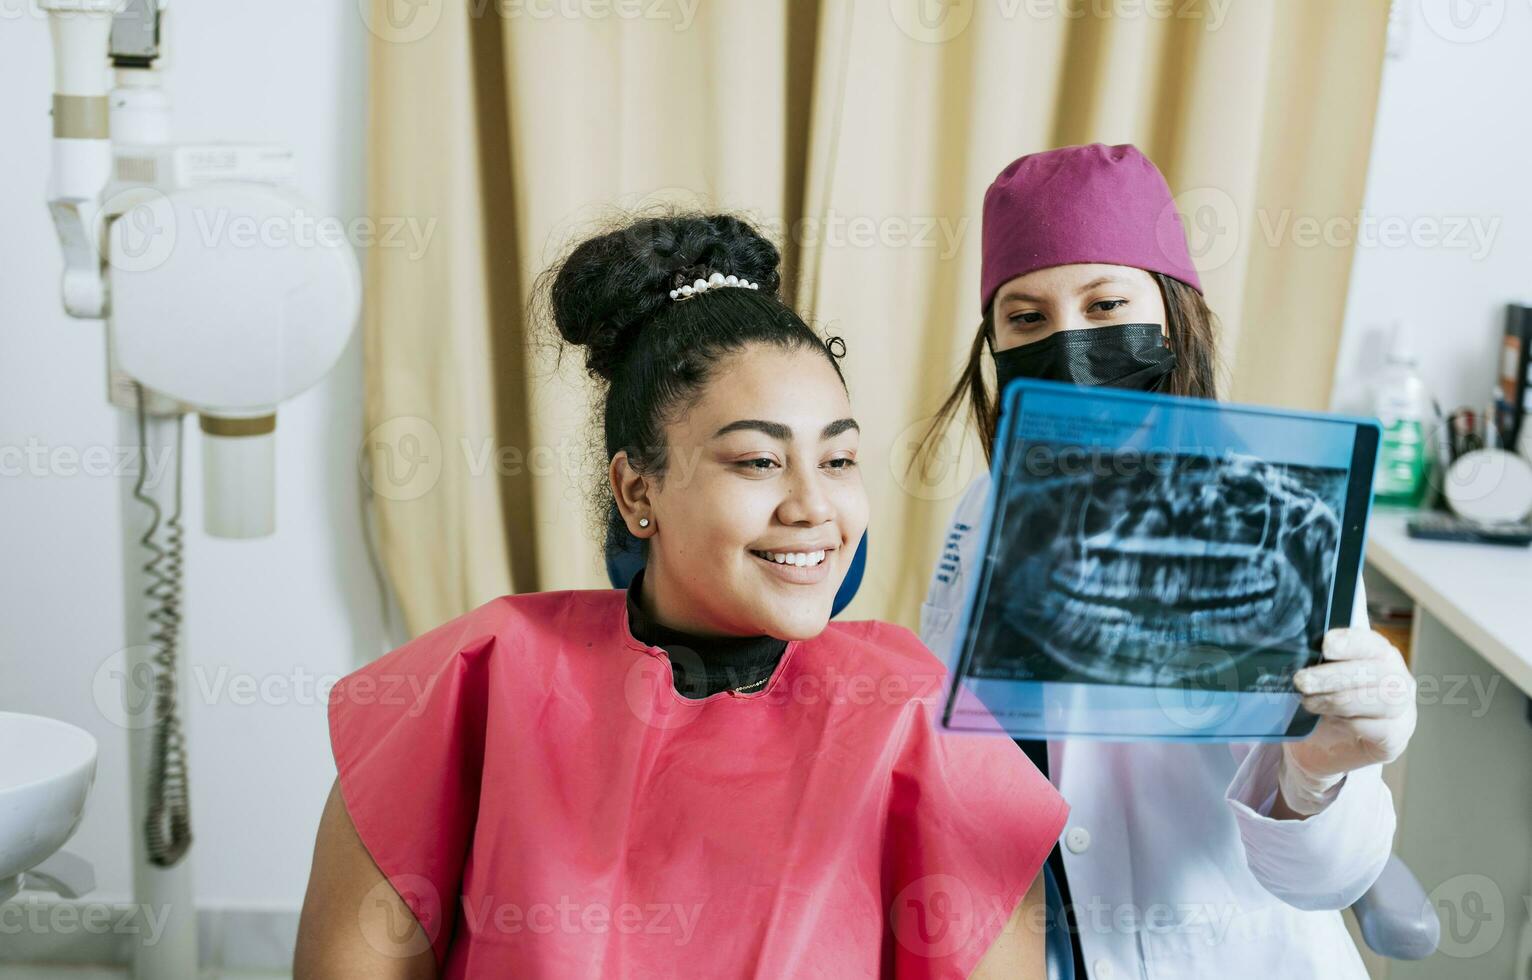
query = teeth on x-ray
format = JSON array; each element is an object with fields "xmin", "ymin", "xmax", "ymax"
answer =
[{"xmin": 989, "ymin": 449, "xmax": 1343, "ymax": 687}]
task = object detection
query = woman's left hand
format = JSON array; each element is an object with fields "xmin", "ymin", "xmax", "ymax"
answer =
[{"xmin": 1277, "ymin": 627, "xmax": 1418, "ymax": 815}]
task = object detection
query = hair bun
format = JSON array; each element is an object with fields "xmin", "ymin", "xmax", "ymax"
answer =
[{"xmin": 547, "ymin": 212, "xmax": 782, "ymax": 381}]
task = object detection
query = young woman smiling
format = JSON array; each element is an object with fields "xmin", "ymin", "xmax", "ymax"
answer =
[{"xmin": 295, "ymin": 213, "xmax": 1069, "ymax": 979}]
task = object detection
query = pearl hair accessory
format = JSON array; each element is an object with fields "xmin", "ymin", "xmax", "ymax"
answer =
[{"xmin": 669, "ymin": 271, "xmax": 760, "ymax": 301}]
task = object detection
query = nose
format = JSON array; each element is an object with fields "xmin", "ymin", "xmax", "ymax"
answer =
[
  {"xmin": 1056, "ymin": 308, "xmax": 1095, "ymax": 336},
  {"xmin": 777, "ymin": 463, "xmax": 836, "ymax": 528},
  {"xmin": 1006, "ymin": 309, "xmax": 1094, "ymax": 350}
]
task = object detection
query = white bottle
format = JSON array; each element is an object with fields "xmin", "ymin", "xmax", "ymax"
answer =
[{"xmin": 1372, "ymin": 326, "xmax": 1433, "ymax": 507}]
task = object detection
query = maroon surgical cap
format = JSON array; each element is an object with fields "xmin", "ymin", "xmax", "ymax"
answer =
[{"xmin": 979, "ymin": 142, "xmax": 1204, "ymax": 313}]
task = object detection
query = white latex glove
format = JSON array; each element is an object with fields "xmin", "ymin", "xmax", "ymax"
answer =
[{"xmin": 1279, "ymin": 627, "xmax": 1417, "ymax": 816}]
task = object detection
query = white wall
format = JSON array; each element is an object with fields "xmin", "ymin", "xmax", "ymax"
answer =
[
  {"xmin": 1330, "ymin": 1, "xmax": 1532, "ymax": 422},
  {"xmin": 0, "ymin": 0, "xmax": 384, "ymax": 918}
]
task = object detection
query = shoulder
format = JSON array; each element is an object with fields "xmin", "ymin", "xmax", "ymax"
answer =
[
  {"xmin": 346, "ymin": 589, "xmax": 624, "ymax": 679},
  {"xmin": 938, "ymin": 472, "xmax": 993, "ymax": 569},
  {"xmin": 821, "ymin": 617, "xmax": 929, "ymax": 660},
  {"xmin": 952, "ymin": 469, "xmax": 992, "ymax": 522},
  {"xmin": 922, "ymin": 471, "xmax": 994, "ymax": 618},
  {"xmin": 329, "ymin": 589, "xmax": 627, "ymax": 738},
  {"xmin": 480, "ymin": 587, "xmax": 624, "ymax": 627},
  {"xmin": 437, "ymin": 586, "xmax": 621, "ymax": 640},
  {"xmin": 811, "ymin": 618, "xmax": 950, "ymax": 702},
  {"xmin": 458, "ymin": 586, "xmax": 623, "ymax": 633}
]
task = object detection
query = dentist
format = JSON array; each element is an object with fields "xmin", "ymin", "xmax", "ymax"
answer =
[{"xmin": 916, "ymin": 144, "xmax": 1418, "ymax": 980}]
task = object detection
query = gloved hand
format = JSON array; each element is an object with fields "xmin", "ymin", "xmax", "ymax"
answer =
[{"xmin": 1279, "ymin": 627, "xmax": 1417, "ymax": 816}]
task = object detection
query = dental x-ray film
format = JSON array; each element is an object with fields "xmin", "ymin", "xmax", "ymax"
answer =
[{"xmin": 941, "ymin": 378, "xmax": 1381, "ymax": 741}]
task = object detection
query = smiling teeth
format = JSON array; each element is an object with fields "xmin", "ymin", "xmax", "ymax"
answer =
[{"xmin": 754, "ymin": 549, "xmax": 826, "ymax": 567}]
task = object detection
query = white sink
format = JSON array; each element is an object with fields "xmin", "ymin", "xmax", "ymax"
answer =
[{"xmin": 0, "ymin": 712, "xmax": 98, "ymax": 904}]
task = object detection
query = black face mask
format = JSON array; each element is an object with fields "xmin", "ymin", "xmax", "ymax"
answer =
[{"xmin": 992, "ymin": 322, "xmax": 1177, "ymax": 396}]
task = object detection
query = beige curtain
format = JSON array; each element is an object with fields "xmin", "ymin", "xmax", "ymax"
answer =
[{"xmin": 362, "ymin": 0, "xmax": 1390, "ymax": 637}]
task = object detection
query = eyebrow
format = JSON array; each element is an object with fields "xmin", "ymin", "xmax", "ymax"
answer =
[
  {"xmin": 711, "ymin": 418, "xmax": 860, "ymax": 441},
  {"xmin": 996, "ymin": 276, "xmax": 1131, "ymax": 304}
]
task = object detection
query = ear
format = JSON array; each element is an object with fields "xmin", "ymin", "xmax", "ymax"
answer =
[{"xmin": 610, "ymin": 451, "xmax": 655, "ymax": 538}]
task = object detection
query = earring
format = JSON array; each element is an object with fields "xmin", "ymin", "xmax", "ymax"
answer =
[{"xmin": 638, "ymin": 518, "xmax": 651, "ymax": 528}]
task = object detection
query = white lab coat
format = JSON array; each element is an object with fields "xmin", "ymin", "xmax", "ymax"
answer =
[{"xmin": 920, "ymin": 471, "xmax": 1396, "ymax": 980}]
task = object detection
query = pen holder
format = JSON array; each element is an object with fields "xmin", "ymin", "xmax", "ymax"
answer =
[{"xmin": 1443, "ymin": 449, "xmax": 1532, "ymax": 523}]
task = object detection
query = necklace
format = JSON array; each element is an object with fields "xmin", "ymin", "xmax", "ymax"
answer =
[
  {"xmin": 626, "ymin": 570, "xmax": 784, "ymax": 696},
  {"xmin": 730, "ymin": 675, "xmax": 771, "ymax": 694}
]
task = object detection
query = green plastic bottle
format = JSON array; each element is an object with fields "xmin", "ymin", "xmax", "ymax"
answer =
[{"xmin": 1372, "ymin": 330, "xmax": 1432, "ymax": 507}]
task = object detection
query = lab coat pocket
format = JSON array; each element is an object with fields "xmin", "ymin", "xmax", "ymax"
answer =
[
  {"xmin": 1138, "ymin": 901, "xmax": 1279, "ymax": 980},
  {"xmin": 1138, "ymin": 900, "xmax": 1343, "ymax": 980}
]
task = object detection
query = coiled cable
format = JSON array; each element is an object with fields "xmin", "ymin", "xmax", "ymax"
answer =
[{"xmin": 132, "ymin": 381, "xmax": 193, "ymax": 867}]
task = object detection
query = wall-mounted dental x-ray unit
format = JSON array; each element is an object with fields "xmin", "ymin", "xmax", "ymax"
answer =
[
  {"xmin": 32, "ymin": 3, "xmax": 360, "ymax": 977},
  {"xmin": 43, "ymin": 0, "xmax": 360, "ymax": 538}
]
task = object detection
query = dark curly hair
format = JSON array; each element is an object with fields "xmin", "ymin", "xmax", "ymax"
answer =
[{"xmin": 537, "ymin": 211, "xmax": 848, "ymax": 564}]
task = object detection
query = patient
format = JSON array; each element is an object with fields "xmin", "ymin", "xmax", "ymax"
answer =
[{"xmin": 294, "ymin": 212, "xmax": 1067, "ymax": 978}]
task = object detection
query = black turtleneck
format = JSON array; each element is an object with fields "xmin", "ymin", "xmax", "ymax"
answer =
[{"xmin": 624, "ymin": 568, "xmax": 788, "ymax": 699}]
